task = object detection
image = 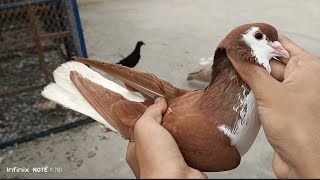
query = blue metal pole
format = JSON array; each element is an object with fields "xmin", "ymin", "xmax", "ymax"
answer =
[{"xmin": 71, "ymin": 0, "xmax": 88, "ymax": 58}]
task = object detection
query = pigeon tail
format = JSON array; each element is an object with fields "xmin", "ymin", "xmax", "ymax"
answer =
[
  {"xmin": 41, "ymin": 61, "xmax": 145, "ymax": 135},
  {"xmin": 73, "ymin": 56, "xmax": 186, "ymax": 99}
]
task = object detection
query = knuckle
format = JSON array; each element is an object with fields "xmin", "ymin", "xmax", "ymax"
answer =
[
  {"xmin": 125, "ymin": 152, "xmax": 132, "ymax": 164},
  {"xmin": 144, "ymin": 106, "xmax": 162, "ymax": 119},
  {"xmin": 291, "ymin": 55, "xmax": 303, "ymax": 63},
  {"xmin": 133, "ymin": 119, "xmax": 144, "ymax": 132},
  {"xmin": 133, "ymin": 118, "xmax": 148, "ymax": 138},
  {"xmin": 151, "ymin": 106, "xmax": 162, "ymax": 114},
  {"xmin": 125, "ymin": 143, "xmax": 135, "ymax": 164}
]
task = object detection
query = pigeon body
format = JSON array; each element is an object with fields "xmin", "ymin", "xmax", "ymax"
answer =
[
  {"xmin": 42, "ymin": 23, "xmax": 289, "ymax": 172},
  {"xmin": 116, "ymin": 41, "xmax": 145, "ymax": 68}
]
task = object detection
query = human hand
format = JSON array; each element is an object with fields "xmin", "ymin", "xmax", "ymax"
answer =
[
  {"xmin": 229, "ymin": 33, "xmax": 320, "ymax": 178},
  {"xmin": 125, "ymin": 97, "xmax": 207, "ymax": 179}
]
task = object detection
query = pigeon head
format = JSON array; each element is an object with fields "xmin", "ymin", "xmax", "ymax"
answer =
[
  {"xmin": 213, "ymin": 23, "xmax": 290, "ymax": 75},
  {"xmin": 137, "ymin": 41, "xmax": 145, "ymax": 47}
]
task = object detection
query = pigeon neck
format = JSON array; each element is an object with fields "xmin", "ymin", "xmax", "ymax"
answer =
[
  {"xmin": 200, "ymin": 59, "xmax": 261, "ymax": 157},
  {"xmin": 201, "ymin": 64, "xmax": 246, "ymax": 125},
  {"xmin": 135, "ymin": 45, "xmax": 142, "ymax": 53}
]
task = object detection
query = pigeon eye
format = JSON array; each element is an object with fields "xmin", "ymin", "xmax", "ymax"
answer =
[{"xmin": 254, "ymin": 32, "xmax": 263, "ymax": 40}]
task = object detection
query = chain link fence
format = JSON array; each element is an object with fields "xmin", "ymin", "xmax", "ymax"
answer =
[{"xmin": 0, "ymin": 0, "xmax": 89, "ymax": 148}]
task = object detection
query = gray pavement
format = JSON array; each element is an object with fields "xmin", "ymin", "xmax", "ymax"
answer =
[{"xmin": 1, "ymin": 0, "xmax": 319, "ymax": 178}]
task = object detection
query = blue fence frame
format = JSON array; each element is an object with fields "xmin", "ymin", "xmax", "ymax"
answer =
[{"xmin": 71, "ymin": 0, "xmax": 88, "ymax": 58}]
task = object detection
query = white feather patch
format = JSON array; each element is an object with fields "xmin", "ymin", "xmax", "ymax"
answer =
[
  {"xmin": 42, "ymin": 61, "xmax": 145, "ymax": 132},
  {"xmin": 241, "ymin": 27, "xmax": 276, "ymax": 73},
  {"xmin": 218, "ymin": 86, "xmax": 261, "ymax": 156},
  {"xmin": 41, "ymin": 83, "xmax": 118, "ymax": 132},
  {"xmin": 53, "ymin": 61, "xmax": 145, "ymax": 102}
]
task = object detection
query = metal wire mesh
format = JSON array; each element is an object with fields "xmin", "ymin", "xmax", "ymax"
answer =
[{"xmin": 0, "ymin": 0, "xmax": 88, "ymax": 146}]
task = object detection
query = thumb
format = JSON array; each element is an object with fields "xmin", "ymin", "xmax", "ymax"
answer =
[
  {"xmin": 140, "ymin": 97, "xmax": 168, "ymax": 124},
  {"xmin": 228, "ymin": 53, "xmax": 283, "ymax": 101},
  {"xmin": 278, "ymin": 33, "xmax": 305, "ymax": 64}
]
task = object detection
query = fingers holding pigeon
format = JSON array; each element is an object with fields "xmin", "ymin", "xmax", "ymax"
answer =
[
  {"xmin": 138, "ymin": 97, "xmax": 167, "ymax": 124},
  {"xmin": 228, "ymin": 52, "xmax": 284, "ymax": 102},
  {"xmin": 272, "ymin": 152, "xmax": 290, "ymax": 179},
  {"xmin": 269, "ymin": 59, "xmax": 286, "ymax": 81},
  {"xmin": 231, "ymin": 33, "xmax": 302, "ymax": 85},
  {"xmin": 126, "ymin": 98, "xmax": 166, "ymax": 178},
  {"xmin": 277, "ymin": 33, "xmax": 304, "ymax": 64},
  {"xmin": 126, "ymin": 142, "xmax": 140, "ymax": 178},
  {"xmin": 128, "ymin": 97, "xmax": 206, "ymax": 178}
]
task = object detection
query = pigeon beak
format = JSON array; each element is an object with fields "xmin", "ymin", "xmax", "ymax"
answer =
[{"xmin": 268, "ymin": 41, "xmax": 290, "ymax": 59}]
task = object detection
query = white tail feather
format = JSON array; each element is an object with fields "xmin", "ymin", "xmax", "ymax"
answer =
[
  {"xmin": 41, "ymin": 83, "xmax": 118, "ymax": 132},
  {"xmin": 53, "ymin": 61, "xmax": 145, "ymax": 102},
  {"xmin": 41, "ymin": 61, "xmax": 145, "ymax": 132}
]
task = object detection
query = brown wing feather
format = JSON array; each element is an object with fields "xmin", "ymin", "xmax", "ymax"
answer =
[
  {"xmin": 72, "ymin": 56, "xmax": 188, "ymax": 100},
  {"xmin": 70, "ymin": 71, "xmax": 147, "ymax": 140},
  {"xmin": 111, "ymin": 100, "xmax": 147, "ymax": 140},
  {"xmin": 123, "ymin": 82, "xmax": 153, "ymax": 100}
]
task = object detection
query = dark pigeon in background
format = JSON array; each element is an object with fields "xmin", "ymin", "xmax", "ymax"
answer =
[{"xmin": 116, "ymin": 41, "xmax": 145, "ymax": 68}]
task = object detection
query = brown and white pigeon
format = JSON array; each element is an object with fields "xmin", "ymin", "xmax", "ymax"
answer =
[{"xmin": 41, "ymin": 23, "xmax": 289, "ymax": 172}]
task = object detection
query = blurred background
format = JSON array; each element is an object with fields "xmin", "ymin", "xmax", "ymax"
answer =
[{"xmin": 0, "ymin": 0, "xmax": 319, "ymax": 178}]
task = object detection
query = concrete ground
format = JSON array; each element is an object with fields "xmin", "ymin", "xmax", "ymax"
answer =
[{"xmin": 1, "ymin": 0, "xmax": 320, "ymax": 178}]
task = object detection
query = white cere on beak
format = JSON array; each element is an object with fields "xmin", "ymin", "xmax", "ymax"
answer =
[{"xmin": 241, "ymin": 27, "xmax": 276, "ymax": 73}]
